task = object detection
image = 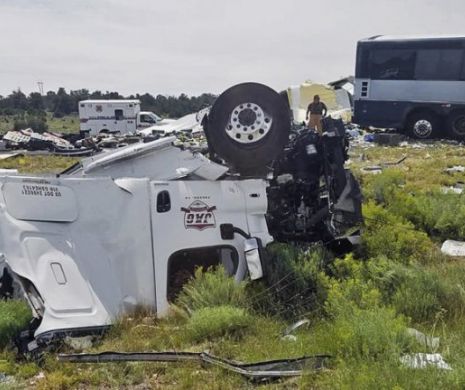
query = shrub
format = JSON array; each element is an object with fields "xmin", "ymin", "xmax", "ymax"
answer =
[
  {"xmin": 175, "ymin": 267, "xmax": 248, "ymax": 314},
  {"xmin": 322, "ymin": 280, "xmax": 411, "ymax": 360},
  {"xmin": 361, "ymin": 202, "xmax": 436, "ymax": 264},
  {"xmin": 13, "ymin": 119, "xmax": 27, "ymax": 131},
  {"xmin": 333, "ymin": 255, "xmax": 465, "ymax": 324},
  {"xmin": 186, "ymin": 305, "xmax": 253, "ymax": 342},
  {"xmin": 390, "ymin": 262, "xmax": 465, "ymax": 323},
  {"xmin": 406, "ymin": 192, "xmax": 465, "ymax": 241},
  {"xmin": 0, "ymin": 300, "xmax": 32, "ymax": 347},
  {"xmin": 364, "ymin": 168, "xmax": 405, "ymax": 205},
  {"xmin": 252, "ymin": 243, "xmax": 331, "ymax": 318},
  {"xmin": 26, "ymin": 116, "xmax": 48, "ymax": 133},
  {"xmin": 363, "ymin": 169, "xmax": 465, "ymax": 242}
]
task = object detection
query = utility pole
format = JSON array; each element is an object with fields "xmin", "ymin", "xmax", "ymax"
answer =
[{"xmin": 37, "ymin": 81, "xmax": 44, "ymax": 95}]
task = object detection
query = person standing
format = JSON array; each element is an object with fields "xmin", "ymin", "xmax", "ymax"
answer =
[{"xmin": 306, "ymin": 95, "xmax": 327, "ymax": 134}]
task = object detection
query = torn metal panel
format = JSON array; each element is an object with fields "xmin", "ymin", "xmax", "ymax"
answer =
[
  {"xmin": 71, "ymin": 136, "xmax": 228, "ymax": 180},
  {"xmin": 58, "ymin": 351, "xmax": 331, "ymax": 381}
]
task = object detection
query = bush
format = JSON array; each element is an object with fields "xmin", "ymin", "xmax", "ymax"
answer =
[
  {"xmin": 361, "ymin": 202, "xmax": 436, "ymax": 264},
  {"xmin": 175, "ymin": 267, "xmax": 248, "ymax": 314},
  {"xmin": 332, "ymin": 255, "xmax": 465, "ymax": 324},
  {"xmin": 252, "ymin": 243, "xmax": 331, "ymax": 318},
  {"xmin": 13, "ymin": 119, "xmax": 27, "ymax": 131},
  {"xmin": 322, "ymin": 280, "xmax": 411, "ymax": 360},
  {"xmin": 387, "ymin": 264, "xmax": 445, "ymax": 322},
  {"xmin": 0, "ymin": 300, "xmax": 32, "ymax": 347},
  {"xmin": 186, "ymin": 305, "xmax": 253, "ymax": 342},
  {"xmin": 406, "ymin": 192, "xmax": 465, "ymax": 241},
  {"xmin": 13, "ymin": 116, "xmax": 48, "ymax": 132},
  {"xmin": 27, "ymin": 116, "xmax": 48, "ymax": 133},
  {"xmin": 363, "ymin": 169, "xmax": 465, "ymax": 242},
  {"xmin": 364, "ymin": 168, "xmax": 405, "ymax": 205}
]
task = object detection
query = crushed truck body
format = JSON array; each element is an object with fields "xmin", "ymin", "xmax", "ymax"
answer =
[{"xmin": 0, "ymin": 82, "xmax": 362, "ymax": 351}]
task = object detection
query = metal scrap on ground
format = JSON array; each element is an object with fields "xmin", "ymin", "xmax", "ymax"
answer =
[{"xmin": 58, "ymin": 351, "xmax": 332, "ymax": 382}]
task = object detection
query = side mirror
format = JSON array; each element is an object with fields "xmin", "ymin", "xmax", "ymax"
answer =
[{"xmin": 244, "ymin": 238, "xmax": 264, "ymax": 280}]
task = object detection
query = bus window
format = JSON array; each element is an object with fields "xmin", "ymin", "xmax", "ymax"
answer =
[
  {"xmin": 370, "ymin": 49, "xmax": 416, "ymax": 80},
  {"xmin": 415, "ymin": 49, "xmax": 463, "ymax": 80}
]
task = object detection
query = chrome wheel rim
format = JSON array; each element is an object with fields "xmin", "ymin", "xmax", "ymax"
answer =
[
  {"xmin": 225, "ymin": 102, "xmax": 272, "ymax": 144},
  {"xmin": 413, "ymin": 119, "xmax": 433, "ymax": 137}
]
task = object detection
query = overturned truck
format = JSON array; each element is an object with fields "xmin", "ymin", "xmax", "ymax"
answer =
[{"xmin": 0, "ymin": 83, "xmax": 362, "ymax": 350}]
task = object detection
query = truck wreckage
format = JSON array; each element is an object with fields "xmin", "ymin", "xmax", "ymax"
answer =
[{"xmin": 0, "ymin": 83, "xmax": 362, "ymax": 351}]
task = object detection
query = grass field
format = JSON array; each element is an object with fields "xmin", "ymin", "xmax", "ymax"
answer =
[
  {"xmin": 0, "ymin": 113, "xmax": 79, "ymax": 134},
  {"xmin": 0, "ymin": 155, "xmax": 78, "ymax": 174},
  {"xmin": 2, "ymin": 142, "xmax": 465, "ymax": 388}
]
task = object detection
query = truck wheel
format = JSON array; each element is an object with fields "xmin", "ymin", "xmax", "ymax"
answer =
[
  {"xmin": 406, "ymin": 112, "xmax": 438, "ymax": 139},
  {"xmin": 206, "ymin": 82, "xmax": 290, "ymax": 175},
  {"xmin": 447, "ymin": 111, "xmax": 465, "ymax": 140}
]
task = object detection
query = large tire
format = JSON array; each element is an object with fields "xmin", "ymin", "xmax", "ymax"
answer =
[
  {"xmin": 447, "ymin": 110, "xmax": 465, "ymax": 140},
  {"xmin": 406, "ymin": 111, "xmax": 438, "ymax": 139},
  {"xmin": 207, "ymin": 83, "xmax": 290, "ymax": 175}
]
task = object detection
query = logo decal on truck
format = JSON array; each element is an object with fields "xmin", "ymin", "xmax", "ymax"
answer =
[{"xmin": 181, "ymin": 201, "xmax": 216, "ymax": 230}]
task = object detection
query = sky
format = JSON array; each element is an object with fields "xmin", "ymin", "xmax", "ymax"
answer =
[{"xmin": 1, "ymin": 0, "xmax": 464, "ymax": 97}]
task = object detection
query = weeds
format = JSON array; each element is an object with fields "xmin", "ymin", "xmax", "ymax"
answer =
[
  {"xmin": 361, "ymin": 201, "xmax": 436, "ymax": 264},
  {"xmin": 175, "ymin": 267, "xmax": 248, "ymax": 314},
  {"xmin": 186, "ymin": 306, "xmax": 253, "ymax": 342},
  {"xmin": 252, "ymin": 243, "xmax": 331, "ymax": 319},
  {"xmin": 0, "ymin": 300, "xmax": 31, "ymax": 348},
  {"xmin": 0, "ymin": 155, "xmax": 78, "ymax": 174}
]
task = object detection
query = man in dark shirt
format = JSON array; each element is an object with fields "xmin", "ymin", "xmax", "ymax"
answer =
[{"xmin": 306, "ymin": 95, "xmax": 327, "ymax": 134}]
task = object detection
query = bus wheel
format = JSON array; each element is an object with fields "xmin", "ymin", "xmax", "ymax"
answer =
[
  {"xmin": 447, "ymin": 111, "xmax": 465, "ymax": 139},
  {"xmin": 406, "ymin": 112, "xmax": 438, "ymax": 139}
]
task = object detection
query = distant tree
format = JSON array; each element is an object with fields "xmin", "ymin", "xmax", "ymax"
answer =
[
  {"xmin": 9, "ymin": 89, "xmax": 28, "ymax": 110},
  {"xmin": 0, "ymin": 87, "xmax": 218, "ymax": 120},
  {"xmin": 53, "ymin": 87, "xmax": 74, "ymax": 117},
  {"xmin": 89, "ymin": 90, "xmax": 103, "ymax": 99},
  {"xmin": 28, "ymin": 92, "xmax": 44, "ymax": 110},
  {"xmin": 139, "ymin": 93, "xmax": 157, "ymax": 110},
  {"xmin": 105, "ymin": 91, "xmax": 123, "ymax": 99}
]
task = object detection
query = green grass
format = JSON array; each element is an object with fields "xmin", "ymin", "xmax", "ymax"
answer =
[
  {"xmin": 0, "ymin": 300, "xmax": 32, "ymax": 348},
  {"xmin": 45, "ymin": 113, "xmax": 80, "ymax": 134},
  {"xmin": 0, "ymin": 155, "xmax": 78, "ymax": 174},
  {"xmin": 3, "ymin": 143, "xmax": 465, "ymax": 388},
  {"xmin": 0, "ymin": 113, "xmax": 79, "ymax": 134}
]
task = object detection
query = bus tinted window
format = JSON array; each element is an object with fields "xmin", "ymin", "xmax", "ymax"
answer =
[
  {"xmin": 370, "ymin": 49, "xmax": 416, "ymax": 80},
  {"xmin": 415, "ymin": 49, "xmax": 463, "ymax": 80}
]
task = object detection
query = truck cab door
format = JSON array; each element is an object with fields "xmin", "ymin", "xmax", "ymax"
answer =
[{"xmin": 150, "ymin": 180, "xmax": 251, "ymax": 315}]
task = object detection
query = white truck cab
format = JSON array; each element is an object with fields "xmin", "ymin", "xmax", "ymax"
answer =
[
  {"xmin": 0, "ymin": 83, "xmax": 362, "ymax": 351},
  {"xmin": 79, "ymin": 100, "xmax": 161, "ymax": 135}
]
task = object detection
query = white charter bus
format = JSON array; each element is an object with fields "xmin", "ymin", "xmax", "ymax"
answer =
[{"xmin": 353, "ymin": 35, "xmax": 465, "ymax": 139}]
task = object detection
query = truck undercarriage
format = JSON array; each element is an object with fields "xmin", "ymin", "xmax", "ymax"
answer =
[{"xmin": 0, "ymin": 83, "xmax": 362, "ymax": 351}]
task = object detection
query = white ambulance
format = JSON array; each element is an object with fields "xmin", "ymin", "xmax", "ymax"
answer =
[{"xmin": 78, "ymin": 100, "xmax": 162, "ymax": 135}]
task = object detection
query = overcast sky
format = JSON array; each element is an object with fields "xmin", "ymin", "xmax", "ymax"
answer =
[{"xmin": 1, "ymin": 0, "xmax": 464, "ymax": 97}]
